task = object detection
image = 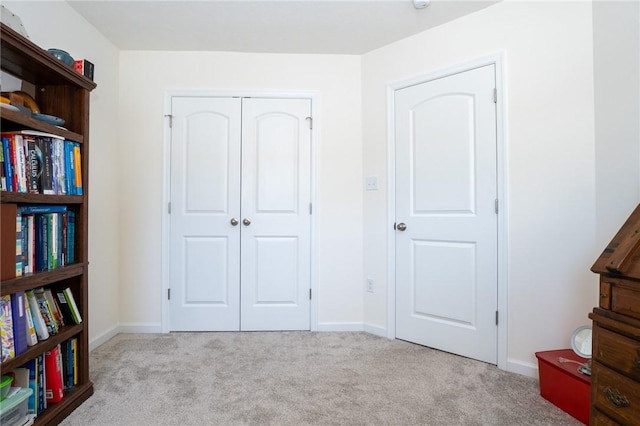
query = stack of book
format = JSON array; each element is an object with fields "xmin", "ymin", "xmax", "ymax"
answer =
[
  {"xmin": 0, "ymin": 205, "xmax": 76, "ymax": 280},
  {"xmin": 0, "ymin": 288, "xmax": 82, "ymax": 414},
  {"xmin": 0, "ymin": 131, "xmax": 82, "ymax": 195}
]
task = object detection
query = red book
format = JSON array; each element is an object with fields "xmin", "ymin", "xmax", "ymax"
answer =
[{"xmin": 45, "ymin": 344, "xmax": 64, "ymax": 403}]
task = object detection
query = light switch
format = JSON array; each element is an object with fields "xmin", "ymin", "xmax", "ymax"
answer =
[{"xmin": 365, "ymin": 176, "xmax": 378, "ymax": 191}]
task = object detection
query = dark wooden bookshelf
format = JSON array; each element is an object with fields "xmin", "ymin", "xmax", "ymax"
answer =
[{"xmin": 0, "ymin": 22, "xmax": 95, "ymax": 425}]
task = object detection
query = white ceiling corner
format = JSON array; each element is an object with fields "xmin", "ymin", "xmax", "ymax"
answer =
[{"xmin": 66, "ymin": 0, "xmax": 499, "ymax": 55}]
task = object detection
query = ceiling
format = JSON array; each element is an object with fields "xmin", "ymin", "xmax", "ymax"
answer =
[{"xmin": 67, "ymin": 0, "xmax": 498, "ymax": 55}]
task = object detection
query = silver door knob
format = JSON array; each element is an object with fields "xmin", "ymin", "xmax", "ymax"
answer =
[
  {"xmin": 243, "ymin": 218, "xmax": 251, "ymax": 226},
  {"xmin": 396, "ymin": 222, "xmax": 407, "ymax": 231},
  {"xmin": 230, "ymin": 218, "xmax": 239, "ymax": 226}
]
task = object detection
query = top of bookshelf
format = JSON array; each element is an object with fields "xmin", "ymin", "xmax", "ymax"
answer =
[{"xmin": 0, "ymin": 23, "xmax": 96, "ymax": 91}]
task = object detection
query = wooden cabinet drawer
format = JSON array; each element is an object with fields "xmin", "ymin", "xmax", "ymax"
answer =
[
  {"xmin": 592, "ymin": 361, "xmax": 640, "ymax": 425},
  {"xmin": 602, "ymin": 277, "xmax": 640, "ymax": 321},
  {"xmin": 591, "ymin": 408, "xmax": 621, "ymax": 426},
  {"xmin": 593, "ymin": 325, "xmax": 640, "ymax": 381}
]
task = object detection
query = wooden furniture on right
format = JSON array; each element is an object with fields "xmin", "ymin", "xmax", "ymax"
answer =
[{"xmin": 590, "ymin": 204, "xmax": 640, "ymax": 425}]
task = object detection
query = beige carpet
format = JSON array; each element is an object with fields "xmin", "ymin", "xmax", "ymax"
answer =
[{"xmin": 60, "ymin": 332, "xmax": 581, "ymax": 426}]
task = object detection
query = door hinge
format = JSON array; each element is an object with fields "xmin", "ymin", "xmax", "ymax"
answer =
[
  {"xmin": 168, "ymin": 202, "xmax": 171, "ymax": 214},
  {"xmin": 306, "ymin": 116, "xmax": 313, "ymax": 130},
  {"xmin": 493, "ymin": 88, "xmax": 497, "ymax": 104},
  {"xmin": 168, "ymin": 289, "xmax": 171, "ymax": 300},
  {"xmin": 309, "ymin": 203, "xmax": 312, "ymax": 214},
  {"xmin": 309, "ymin": 289, "xmax": 312, "ymax": 300},
  {"xmin": 495, "ymin": 310, "xmax": 499, "ymax": 325},
  {"xmin": 165, "ymin": 114, "xmax": 173, "ymax": 128},
  {"xmin": 494, "ymin": 199, "xmax": 499, "ymax": 214}
]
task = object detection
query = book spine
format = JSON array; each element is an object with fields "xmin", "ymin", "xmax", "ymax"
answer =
[
  {"xmin": 15, "ymin": 211, "xmax": 23, "ymax": 277},
  {"xmin": 26, "ymin": 136, "xmax": 40, "ymax": 193},
  {"xmin": 25, "ymin": 358, "xmax": 38, "ymax": 414},
  {"xmin": 37, "ymin": 353, "xmax": 46, "ymax": 413},
  {"xmin": 55, "ymin": 291, "xmax": 75, "ymax": 325},
  {"xmin": 10, "ymin": 291, "xmax": 28, "ymax": 355},
  {"xmin": 2, "ymin": 137, "xmax": 12, "ymax": 192},
  {"xmin": 26, "ymin": 290, "xmax": 49, "ymax": 341},
  {"xmin": 18, "ymin": 204, "xmax": 69, "ymax": 215},
  {"xmin": 45, "ymin": 344, "xmax": 64, "ymax": 403},
  {"xmin": 0, "ymin": 137, "xmax": 5, "ymax": 191},
  {"xmin": 24, "ymin": 294, "xmax": 38, "ymax": 346},
  {"xmin": 73, "ymin": 142, "xmax": 82, "ymax": 195},
  {"xmin": 64, "ymin": 288, "xmax": 82, "ymax": 324},
  {"xmin": 40, "ymin": 137, "xmax": 54, "ymax": 195},
  {"xmin": 0, "ymin": 295, "xmax": 15, "ymax": 361}
]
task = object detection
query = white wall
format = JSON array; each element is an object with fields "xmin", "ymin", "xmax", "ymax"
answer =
[
  {"xmin": 593, "ymin": 0, "xmax": 640, "ymax": 248},
  {"xmin": 3, "ymin": 1, "xmax": 121, "ymax": 348},
  {"xmin": 117, "ymin": 51, "xmax": 363, "ymax": 329},
  {"xmin": 362, "ymin": 0, "xmax": 599, "ymax": 375}
]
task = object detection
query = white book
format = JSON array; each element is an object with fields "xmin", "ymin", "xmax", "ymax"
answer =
[{"xmin": 25, "ymin": 290, "xmax": 49, "ymax": 341}]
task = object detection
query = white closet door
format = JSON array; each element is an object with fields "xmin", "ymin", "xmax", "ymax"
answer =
[
  {"xmin": 169, "ymin": 97, "xmax": 241, "ymax": 331},
  {"xmin": 240, "ymin": 98, "xmax": 312, "ymax": 331}
]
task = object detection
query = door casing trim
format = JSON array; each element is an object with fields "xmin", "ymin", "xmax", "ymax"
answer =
[
  {"xmin": 161, "ymin": 90, "xmax": 321, "ymax": 333},
  {"xmin": 386, "ymin": 53, "xmax": 508, "ymax": 370}
]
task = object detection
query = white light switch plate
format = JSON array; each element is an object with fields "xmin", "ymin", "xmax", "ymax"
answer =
[{"xmin": 365, "ymin": 176, "xmax": 378, "ymax": 191}]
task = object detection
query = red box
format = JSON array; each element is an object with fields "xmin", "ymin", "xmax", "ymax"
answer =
[{"xmin": 535, "ymin": 349, "xmax": 590, "ymax": 425}]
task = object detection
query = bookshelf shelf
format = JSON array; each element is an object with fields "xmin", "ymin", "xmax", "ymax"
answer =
[
  {"xmin": 0, "ymin": 263, "xmax": 86, "ymax": 296},
  {"xmin": 0, "ymin": 22, "xmax": 94, "ymax": 425}
]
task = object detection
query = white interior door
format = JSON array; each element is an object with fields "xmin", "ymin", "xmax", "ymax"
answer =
[
  {"xmin": 169, "ymin": 96, "xmax": 311, "ymax": 332},
  {"xmin": 240, "ymin": 98, "xmax": 312, "ymax": 331},
  {"xmin": 169, "ymin": 97, "xmax": 241, "ymax": 331},
  {"xmin": 394, "ymin": 64, "xmax": 498, "ymax": 364}
]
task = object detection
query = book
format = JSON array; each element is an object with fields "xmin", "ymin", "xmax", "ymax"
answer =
[
  {"xmin": 25, "ymin": 136, "xmax": 40, "ymax": 194},
  {"xmin": 23, "ymin": 295, "xmax": 38, "ymax": 346},
  {"xmin": 10, "ymin": 291, "xmax": 28, "ymax": 356},
  {"xmin": 25, "ymin": 290, "xmax": 49, "ymax": 341},
  {"xmin": 23, "ymin": 358, "xmax": 38, "ymax": 414},
  {"xmin": 15, "ymin": 211, "xmax": 22, "ymax": 277},
  {"xmin": 43, "ymin": 289, "xmax": 65, "ymax": 329},
  {"xmin": 0, "ymin": 203, "xmax": 17, "ymax": 280},
  {"xmin": 37, "ymin": 353, "xmax": 46, "ymax": 413},
  {"xmin": 73, "ymin": 142, "xmax": 82, "ymax": 195},
  {"xmin": 2, "ymin": 137, "xmax": 12, "ymax": 192},
  {"xmin": 0, "ymin": 295, "xmax": 15, "ymax": 361},
  {"xmin": 0, "ymin": 137, "xmax": 5, "ymax": 191},
  {"xmin": 18, "ymin": 205, "xmax": 68, "ymax": 215},
  {"xmin": 54, "ymin": 290, "xmax": 75, "ymax": 325},
  {"xmin": 40, "ymin": 137, "xmax": 53, "ymax": 195},
  {"xmin": 34, "ymin": 288, "xmax": 58, "ymax": 335},
  {"xmin": 71, "ymin": 337, "xmax": 78, "ymax": 385},
  {"xmin": 45, "ymin": 344, "xmax": 64, "ymax": 403},
  {"xmin": 63, "ymin": 288, "xmax": 82, "ymax": 324}
]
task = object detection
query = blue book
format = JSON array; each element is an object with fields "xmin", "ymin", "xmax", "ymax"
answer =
[
  {"xmin": 37, "ymin": 353, "xmax": 46, "ymax": 413},
  {"xmin": 34, "ymin": 214, "xmax": 47, "ymax": 272},
  {"xmin": 67, "ymin": 210, "xmax": 75, "ymax": 263},
  {"xmin": 23, "ymin": 358, "xmax": 38, "ymax": 414},
  {"xmin": 10, "ymin": 291, "xmax": 28, "ymax": 355},
  {"xmin": 19, "ymin": 205, "xmax": 68, "ymax": 215}
]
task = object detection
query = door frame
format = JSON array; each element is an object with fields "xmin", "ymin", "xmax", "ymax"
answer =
[
  {"xmin": 160, "ymin": 90, "xmax": 320, "ymax": 333},
  {"xmin": 386, "ymin": 53, "xmax": 508, "ymax": 370}
]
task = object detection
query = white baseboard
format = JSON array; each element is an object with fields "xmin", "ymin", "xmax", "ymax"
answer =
[
  {"xmin": 363, "ymin": 323, "xmax": 387, "ymax": 337},
  {"xmin": 507, "ymin": 358, "xmax": 539, "ymax": 379},
  {"xmin": 89, "ymin": 323, "xmax": 163, "ymax": 351},
  {"xmin": 118, "ymin": 323, "xmax": 163, "ymax": 334},
  {"xmin": 89, "ymin": 325, "xmax": 120, "ymax": 352},
  {"xmin": 317, "ymin": 322, "xmax": 364, "ymax": 332}
]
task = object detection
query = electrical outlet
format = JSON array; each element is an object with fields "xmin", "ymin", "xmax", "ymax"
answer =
[
  {"xmin": 365, "ymin": 176, "xmax": 378, "ymax": 191},
  {"xmin": 366, "ymin": 278, "xmax": 374, "ymax": 293}
]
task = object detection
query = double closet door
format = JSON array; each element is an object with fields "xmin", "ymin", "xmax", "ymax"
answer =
[{"xmin": 169, "ymin": 97, "xmax": 312, "ymax": 331}]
